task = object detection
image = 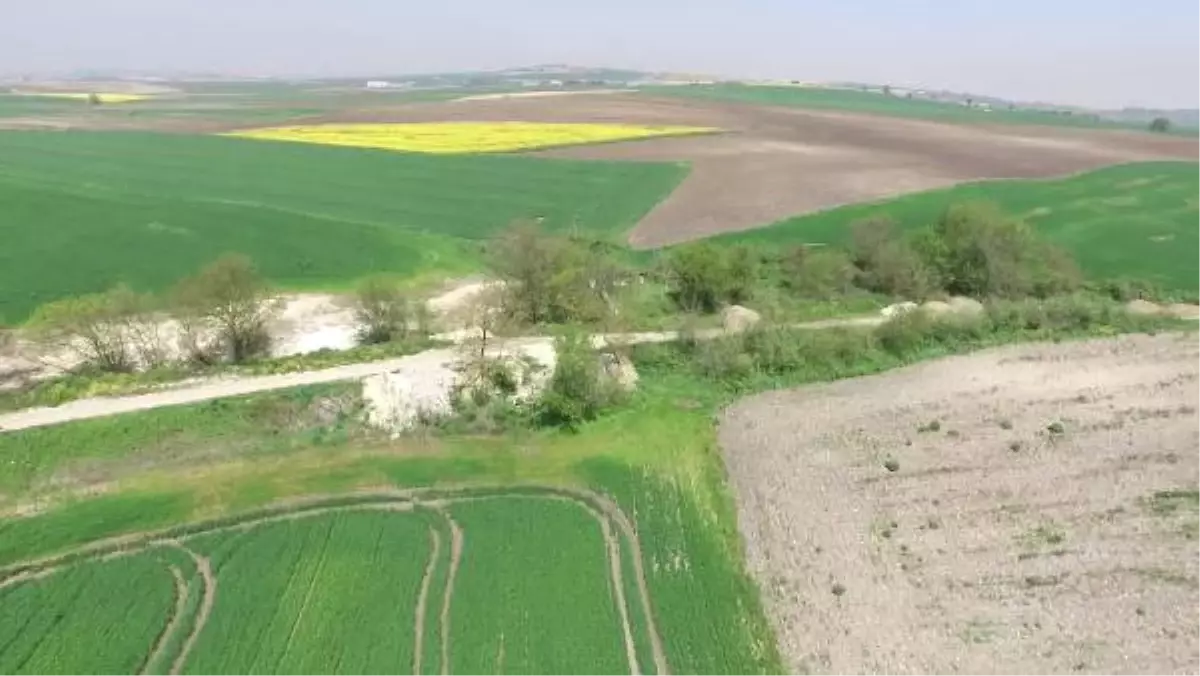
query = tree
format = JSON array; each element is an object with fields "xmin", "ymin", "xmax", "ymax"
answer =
[
  {"xmin": 536, "ymin": 328, "xmax": 622, "ymax": 430},
  {"xmin": 172, "ymin": 254, "xmax": 277, "ymax": 363},
  {"xmin": 663, "ymin": 242, "xmax": 758, "ymax": 312},
  {"xmin": 87, "ymin": 92, "xmax": 101, "ymax": 106},
  {"xmin": 848, "ymin": 217, "xmax": 935, "ymax": 299},
  {"xmin": 28, "ymin": 284, "xmax": 153, "ymax": 372},
  {"xmin": 780, "ymin": 246, "xmax": 857, "ymax": 299},
  {"xmin": 912, "ymin": 201, "xmax": 1080, "ymax": 298},
  {"xmin": 353, "ymin": 275, "xmax": 409, "ymax": 344},
  {"xmin": 486, "ymin": 221, "xmax": 622, "ymax": 326},
  {"xmin": 1149, "ymin": 117, "xmax": 1172, "ymax": 133}
]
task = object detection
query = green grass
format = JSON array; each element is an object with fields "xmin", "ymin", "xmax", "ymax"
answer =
[
  {"xmin": 0, "ymin": 131, "xmax": 687, "ymax": 322},
  {"xmin": 712, "ymin": 162, "xmax": 1200, "ymax": 295},
  {"xmin": 644, "ymin": 84, "xmax": 1200, "ymax": 135},
  {"xmin": 0, "ymin": 382, "xmax": 363, "ymax": 497},
  {"xmin": 0, "ymin": 551, "xmax": 177, "ymax": 674},
  {"xmin": 183, "ymin": 511, "xmax": 430, "ymax": 674}
]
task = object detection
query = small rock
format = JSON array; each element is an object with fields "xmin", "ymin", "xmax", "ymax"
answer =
[
  {"xmin": 881, "ymin": 301, "xmax": 919, "ymax": 318},
  {"xmin": 1125, "ymin": 299, "xmax": 1163, "ymax": 316},
  {"xmin": 947, "ymin": 296, "xmax": 985, "ymax": 317},
  {"xmin": 721, "ymin": 305, "xmax": 761, "ymax": 333},
  {"xmin": 598, "ymin": 352, "xmax": 639, "ymax": 392},
  {"xmin": 920, "ymin": 300, "xmax": 953, "ymax": 317}
]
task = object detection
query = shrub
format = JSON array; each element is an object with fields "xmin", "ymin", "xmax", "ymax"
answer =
[
  {"xmin": 912, "ymin": 202, "xmax": 1081, "ymax": 298},
  {"xmin": 354, "ymin": 275, "xmax": 409, "ymax": 345},
  {"xmin": 873, "ymin": 309, "xmax": 937, "ymax": 355},
  {"xmin": 536, "ymin": 329, "xmax": 623, "ymax": 429},
  {"xmin": 848, "ymin": 217, "xmax": 935, "ymax": 299},
  {"xmin": 171, "ymin": 254, "xmax": 277, "ymax": 363},
  {"xmin": 487, "ymin": 222, "xmax": 622, "ymax": 326},
  {"xmin": 780, "ymin": 246, "xmax": 857, "ymax": 299},
  {"xmin": 1092, "ymin": 277, "xmax": 1162, "ymax": 302},
  {"xmin": 27, "ymin": 284, "xmax": 154, "ymax": 373},
  {"xmin": 664, "ymin": 242, "xmax": 758, "ymax": 312}
]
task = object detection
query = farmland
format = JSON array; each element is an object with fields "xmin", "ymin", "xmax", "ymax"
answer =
[
  {"xmin": 0, "ymin": 490, "xmax": 664, "ymax": 675},
  {"xmin": 644, "ymin": 83, "xmax": 1200, "ymax": 135},
  {"xmin": 0, "ymin": 131, "xmax": 686, "ymax": 321},
  {"xmin": 715, "ymin": 161, "xmax": 1200, "ymax": 295},
  {"xmin": 228, "ymin": 121, "xmax": 715, "ymax": 154}
]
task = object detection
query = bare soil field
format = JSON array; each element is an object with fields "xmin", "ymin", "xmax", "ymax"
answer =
[
  {"xmin": 719, "ymin": 333, "xmax": 1199, "ymax": 674},
  {"xmin": 292, "ymin": 93, "xmax": 1196, "ymax": 247}
]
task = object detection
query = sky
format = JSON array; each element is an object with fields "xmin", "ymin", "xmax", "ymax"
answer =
[{"xmin": 2, "ymin": 0, "xmax": 1197, "ymax": 109}]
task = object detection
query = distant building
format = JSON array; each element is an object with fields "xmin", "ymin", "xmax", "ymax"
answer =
[{"xmin": 365, "ymin": 81, "xmax": 390, "ymax": 89}]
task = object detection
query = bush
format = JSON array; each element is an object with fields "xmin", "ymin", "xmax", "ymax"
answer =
[
  {"xmin": 1092, "ymin": 277, "xmax": 1162, "ymax": 302},
  {"xmin": 848, "ymin": 217, "xmax": 935, "ymax": 299},
  {"xmin": 873, "ymin": 309, "xmax": 937, "ymax": 355},
  {"xmin": 912, "ymin": 202, "xmax": 1081, "ymax": 298},
  {"xmin": 536, "ymin": 330, "xmax": 623, "ymax": 430},
  {"xmin": 984, "ymin": 294, "xmax": 1156, "ymax": 333},
  {"xmin": 780, "ymin": 246, "xmax": 857, "ymax": 299},
  {"xmin": 487, "ymin": 222, "xmax": 622, "ymax": 326},
  {"xmin": 354, "ymin": 275, "xmax": 410, "ymax": 345},
  {"xmin": 664, "ymin": 242, "xmax": 758, "ymax": 312},
  {"xmin": 27, "ymin": 284, "xmax": 155, "ymax": 373},
  {"xmin": 172, "ymin": 254, "xmax": 277, "ymax": 363}
]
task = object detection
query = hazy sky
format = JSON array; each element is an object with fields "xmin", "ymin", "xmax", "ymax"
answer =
[{"xmin": 3, "ymin": 0, "xmax": 1197, "ymax": 108}]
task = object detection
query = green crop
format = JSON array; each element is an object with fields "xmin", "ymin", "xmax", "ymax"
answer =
[
  {"xmin": 183, "ymin": 511, "xmax": 429, "ymax": 673},
  {"xmin": 447, "ymin": 496, "xmax": 628, "ymax": 674},
  {"xmin": 0, "ymin": 552, "xmax": 177, "ymax": 674},
  {"xmin": 0, "ymin": 131, "xmax": 686, "ymax": 321},
  {"xmin": 712, "ymin": 162, "xmax": 1200, "ymax": 295}
]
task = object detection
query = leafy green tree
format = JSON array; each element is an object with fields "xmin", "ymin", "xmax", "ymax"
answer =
[
  {"xmin": 913, "ymin": 202, "xmax": 1080, "ymax": 298},
  {"xmin": 487, "ymin": 221, "xmax": 623, "ymax": 326},
  {"xmin": 663, "ymin": 242, "xmax": 758, "ymax": 312},
  {"xmin": 780, "ymin": 246, "xmax": 857, "ymax": 299},
  {"xmin": 848, "ymin": 217, "xmax": 935, "ymax": 299}
]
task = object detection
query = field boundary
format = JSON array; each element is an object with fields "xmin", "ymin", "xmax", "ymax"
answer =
[{"xmin": 0, "ymin": 485, "xmax": 668, "ymax": 675}]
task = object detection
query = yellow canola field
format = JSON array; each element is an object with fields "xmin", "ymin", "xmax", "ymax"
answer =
[
  {"xmin": 226, "ymin": 122, "xmax": 717, "ymax": 154},
  {"xmin": 17, "ymin": 91, "xmax": 151, "ymax": 104}
]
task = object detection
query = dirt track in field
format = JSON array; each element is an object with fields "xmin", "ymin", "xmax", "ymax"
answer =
[
  {"xmin": 719, "ymin": 333, "xmax": 1199, "ymax": 674},
  {"xmin": 290, "ymin": 93, "xmax": 1197, "ymax": 247}
]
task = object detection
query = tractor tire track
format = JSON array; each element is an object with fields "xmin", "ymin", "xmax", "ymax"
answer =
[
  {"xmin": 166, "ymin": 543, "xmax": 215, "ymax": 676},
  {"xmin": 573, "ymin": 501, "xmax": 641, "ymax": 675},
  {"xmin": 0, "ymin": 486, "xmax": 667, "ymax": 674},
  {"xmin": 140, "ymin": 564, "xmax": 188, "ymax": 675},
  {"xmin": 274, "ymin": 518, "xmax": 336, "ymax": 672},
  {"xmin": 434, "ymin": 508, "xmax": 463, "ymax": 676},
  {"xmin": 411, "ymin": 524, "xmax": 440, "ymax": 675}
]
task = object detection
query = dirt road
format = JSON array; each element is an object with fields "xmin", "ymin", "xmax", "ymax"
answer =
[
  {"xmin": 719, "ymin": 332, "xmax": 1199, "ymax": 674},
  {"xmin": 0, "ymin": 317, "xmax": 889, "ymax": 434}
]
